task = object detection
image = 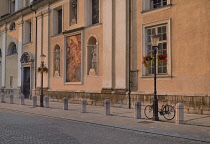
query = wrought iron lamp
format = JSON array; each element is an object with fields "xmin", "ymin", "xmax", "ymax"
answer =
[
  {"xmin": 150, "ymin": 35, "xmax": 160, "ymax": 121},
  {"xmin": 40, "ymin": 54, "xmax": 46, "ymax": 107}
]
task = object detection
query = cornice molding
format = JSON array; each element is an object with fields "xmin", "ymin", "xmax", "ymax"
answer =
[
  {"xmin": 42, "ymin": 8, "xmax": 51, "ymax": 16},
  {"xmin": 17, "ymin": 20, "xmax": 24, "ymax": 26},
  {"xmin": 36, "ymin": 12, "xmax": 42, "ymax": 19},
  {"xmin": 1, "ymin": 25, "xmax": 7, "ymax": 33}
]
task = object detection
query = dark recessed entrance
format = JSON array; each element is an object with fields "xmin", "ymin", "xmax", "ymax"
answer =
[{"xmin": 23, "ymin": 67, "xmax": 30, "ymax": 99}]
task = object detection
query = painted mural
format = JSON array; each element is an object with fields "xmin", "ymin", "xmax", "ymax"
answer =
[{"xmin": 66, "ymin": 34, "xmax": 81, "ymax": 82}]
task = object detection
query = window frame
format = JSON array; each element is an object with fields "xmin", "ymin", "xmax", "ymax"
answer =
[
  {"xmin": 92, "ymin": 0, "xmax": 100, "ymax": 25},
  {"xmin": 84, "ymin": 0, "xmax": 101, "ymax": 27},
  {"xmin": 142, "ymin": 19, "xmax": 172, "ymax": 77},
  {"xmin": 142, "ymin": 0, "xmax": 171, "ymax": 13},
  {"xmin": 23, "ymin": 19, "xmax": 33, "ymax": 44},
  {"xmin": 52, "ymin": 5, "xmax": 63, "ymax": 36},
  {"xmin": 68, "ymin": 0, "xmax": 79, "ymax": 27}
]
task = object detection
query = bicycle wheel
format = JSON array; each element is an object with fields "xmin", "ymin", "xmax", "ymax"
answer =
[
  {"xmin": 144, "ymin": 105, "xmax": 153, "ymax": 119},
  {"xmin": 163, "ymin": 105, "xmax": 175, "ymax": 120}
]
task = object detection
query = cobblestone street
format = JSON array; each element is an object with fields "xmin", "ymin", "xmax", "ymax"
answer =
[{"xmin": 0, "ymin": 109, "xmax": 205, "ymax": 144}]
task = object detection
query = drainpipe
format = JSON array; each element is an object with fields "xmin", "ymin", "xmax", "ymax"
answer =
[
  {"xmin": 128, "ymin": 0, "xmax": 132, "ymax": 109},
  {"xmin": 29, "ymin": 3, "xmax": 37, "ymax": 96}
]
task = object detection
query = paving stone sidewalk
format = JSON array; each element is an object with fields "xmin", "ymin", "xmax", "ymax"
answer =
[
  {"xmin": 1, "ymin": 98, "xmax": 210, "ymax": 143},
  {"xmin": 2, "ymin": 97, "xmax": 210, "ymax": 127}
]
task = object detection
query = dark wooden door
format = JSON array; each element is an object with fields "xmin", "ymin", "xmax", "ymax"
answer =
[{"xmin": 23, "ymin": 67, "xmax": 30, "ymax": 99}]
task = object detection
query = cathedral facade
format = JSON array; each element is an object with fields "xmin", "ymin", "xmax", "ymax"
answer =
[{"xmin": 0, "ymin": 0, "xmax": 209, "ymax": 114}]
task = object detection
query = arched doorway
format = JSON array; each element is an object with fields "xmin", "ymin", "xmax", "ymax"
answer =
[{"xmin": 20, "ymin": 52, "xmax": 34, "ymax": 99}]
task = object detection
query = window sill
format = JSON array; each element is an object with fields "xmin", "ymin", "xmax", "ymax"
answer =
[
  {"xmin": 6, "ymin": 54, "xmax": 18, "ymax": 57},
  {"xmin": 64, "ymin": 82, "xmax": 82, "ymax": 85},
  {"xmin": 85, "ymin": 23, "xmax": 102, "ymax": 30},
  {"xmin": 86, "ymin": 75, "xmax": 99, "ymax": 77},
  {"xmin": 51, "ymin": 33, "xmax": 63, "ymax": 38},
  {"xmin": 23, "ymin": 42, "xmax": 33, "ymax": 45},
  {"xmin": 141, "ymin": 4, "xmax": 172, "ymax": 15},
  {"xmin": 141, "ymin": 75, "xmax": 172, "ymax": 78},
  {"xmin": 9, "ymin": 29, "xmax": 16, "ymax": 32}
]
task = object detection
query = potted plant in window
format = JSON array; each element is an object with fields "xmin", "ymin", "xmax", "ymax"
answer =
[{"xmin": 142, "ymin": 54, "xmax": 167, "ymax": 67}]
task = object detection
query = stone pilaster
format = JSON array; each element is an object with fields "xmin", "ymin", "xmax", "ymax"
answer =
[
  {"xmin": 42, "ymin": 8, "xmax": 50, "ymax": 88},
  {"xmin": 114, "ymin": 0, "xmax": 128, "ymax": 94},
  {"xmin": 36, "ymin": 12, "xmax": 43, "ymax": 88},
  {"xmin": 102, "ymin": 0, "xmax": 113, "ymax": 93},
  {"xmin": 1, "ymin": 25, "xmax": 7, "ymax": 88},
  {"xmin": 17, "ymin": 19, "xmax": 24, "ymax": 88}
]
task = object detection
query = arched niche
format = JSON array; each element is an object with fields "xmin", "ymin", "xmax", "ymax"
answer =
[
  {"xmin": 8, "ymin": 42, "xmax": 17, "ymax": 55},
  {"xmin": 53, "ymin": 44, "xmax": 61, "ymax": 77},
  {"xmin": 87, "ymin": 35, "xmax": 99, "ymax": 76},
  {"xmin": 9, "ymin": 22, "xmax": 16, "ymax": 31}
]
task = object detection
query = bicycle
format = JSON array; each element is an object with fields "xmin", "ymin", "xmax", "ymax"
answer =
[{"xmin": 144, "ymin": 104, "xmax": 176, "ymax": 120}]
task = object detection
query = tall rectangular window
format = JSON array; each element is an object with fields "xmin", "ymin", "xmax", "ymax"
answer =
[
  {"xmin": 58, "ymin": 9, "xmax": 62, "ymax": 34},
  {"xmin": 10, "ymin": 76, "xmax": 13, "ymax": 88},
  {"xmin": 52, "ymin": 6, "xmax": 63, "ymax": 36},
  {"xmin": 24, "ymin": 20, "xmax": 32, "ymax": 44},
  {"xmin": 29, "ymin": 21, "xmax": 32, "ymax": 42},
  {"xmin": 11, "ymin": 0, "xmax": 15, "ymax": 13},
  {"xmin": 145, "ymin": 25, "xmax": 167, "ymax": 75},
  {"xmin": 70, "ymin": 0, "xmax": 77, "ymax": 26},
  {"xmin": 92, "ymin": 0, "xmax": 99, "ymax": 25}
]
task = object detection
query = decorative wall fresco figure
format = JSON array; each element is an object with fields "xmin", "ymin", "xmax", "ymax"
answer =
[
  {"xmin": 54, "ymin": 48, "xmax": 60, "ymax": 76},
  {"xmin": 91, "ymin": 46, "xmax": 97, "ymax": 69},
  {"xmin": 66, "ymin": 34, "xmax": 81, "ymax": 82}
]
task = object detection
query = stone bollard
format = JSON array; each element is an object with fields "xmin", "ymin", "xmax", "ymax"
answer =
[
  {"xmin": 1, "ymin": 93, "xmax": 5, "ymax": 103},
  {"xmin": 44, "ymin": 96, "xmax": 49, "ymax": 108},
  {"xmin": 134, "ymin": 101, "xmax": 141, "ymax": 119},
  {"xmin": 33, "ymin": 95, "xmax": 37, "ymax": 107},
  {"xmin": 20, "ymin": 94, "xmax": 25, "ymax": 105},
  {"xmin": 63, "ymin": 97, "xmax": 68, "ymax": 110},
  {"xmin": 176, "ymin": 103, "xmax": 184, "ymax": 124},
  {"xmin": 81, "ymin": 99, "xmax": 87, "ymax": 113},
  {"xmin": 10, "ymin": 94, "xmax": 14, "ymax": 104},
  {"xmin": 105, "ymin": 99, "xmax": 110, "ymax": 116}
]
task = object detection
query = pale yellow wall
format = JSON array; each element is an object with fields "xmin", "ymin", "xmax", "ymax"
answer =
[
  {"xmin": 23, "ymin": 12, "xmax": 36, "ymax": 54},
  {"xmin": 5, "ymin": 54, "xmax": 18, "ymax": 88},
  {"xmin": 5, "ymin": 19, "xmax": 19, "ymax": 89},
  {"xmin": 137, "ymin": 0, "xmax": 210, "ymax": 94}
]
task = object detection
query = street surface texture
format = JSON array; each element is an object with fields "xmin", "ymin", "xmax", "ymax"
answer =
[{"xmin": 0, "ymin": 109, "xmax": 205, "ymax": 144}]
